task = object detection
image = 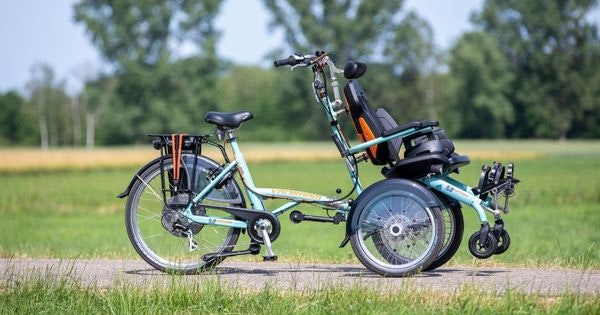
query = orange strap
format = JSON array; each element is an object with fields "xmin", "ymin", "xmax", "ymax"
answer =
[{"xmin": 171, "ymin": 134, "xmax": 184, "ymax": 181}]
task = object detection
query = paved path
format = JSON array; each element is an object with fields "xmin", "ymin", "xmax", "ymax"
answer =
[{"xmin": 1, "ymin": 259, "xmax": 598, "ymax": 295}]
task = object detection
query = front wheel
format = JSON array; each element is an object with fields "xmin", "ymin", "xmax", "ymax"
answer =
[
  {"xmin": 468, "ymin": 231, "xmax": 498, "ymax": 259},
  {"xmin": 493, "ymin": 229, "xmax": 510, "ymax": 255},
  {"xmin": 350, "ymin": 180, "xmax": 444, "ymax": 277},
  {"xmin": 125, "ymin": 154, "xmax": 245, "ymax": 274}
]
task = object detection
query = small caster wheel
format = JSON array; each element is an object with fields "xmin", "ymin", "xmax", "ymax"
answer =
[
  {"xmin": 493, "ymin": 229, "xmax": 510, "ymax": 255},
  {"xmin": 468, "ymin": 231, "xmax": 498, "ymax": 259}
]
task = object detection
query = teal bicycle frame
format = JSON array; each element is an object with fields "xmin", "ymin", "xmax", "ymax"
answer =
[
  {"xmin": 121, "ymin": 51, "xmax": 520, "ymax": 276},
  {"xmin": 179, "ymin": 57, "xmax": 505, "ymax": 235}
]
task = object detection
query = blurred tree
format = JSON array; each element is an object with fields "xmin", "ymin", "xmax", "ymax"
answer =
[
  {"xmin": 263, "ymin": 0, "xmax": 443, "ymax": 139},
  {"xmin": 449, "ymin": 32, "xmax": 514, "ymax": 138},
  {"xmin": 79, "ymin": 76, "xmax": 117, "ymax": 147},
  {"xmin": 378, "ymin": 11, "xmax": 441, "ymax": 122},
  {"xmin": 216, "ymin": 66, "xmax": 286, "ymax": 140},
  {"xmin": 0, "ymin": 91, "xmax": 37, "ymax": 145},
  {"xmin": 263, "ymin": 0, "xmax": 403, "ymax": 62},
  {"xmin": 74, "ymin": 0, "xmax": 222, "ymax": 68},
  {"xmin": 473, "ymin": 0, "xmax": 600, "ymax": 138},
  {"xmin": 74, "ymin": 0, "xmax": 224, "ymax": 143},
  {"xmin": 27, "ymin": 64, "xmax": 71, "ymax": 148}
]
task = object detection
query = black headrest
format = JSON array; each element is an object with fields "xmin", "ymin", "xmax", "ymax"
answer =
[{"xmin": 344, "ymin": 61, "xmax": 367, "ymax": 79}]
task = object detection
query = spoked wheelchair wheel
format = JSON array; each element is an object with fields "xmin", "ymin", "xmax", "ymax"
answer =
[
  {"xmin": 125, "ymin": 154, "xmax": 245, "ymax": 274},
  {"xmin": 424, "ymin": 204, "xmax": 463, "ymax": 271},
  {"xmin": 349, "ymin": 179, "xmax": 444, "ymax": 277}
]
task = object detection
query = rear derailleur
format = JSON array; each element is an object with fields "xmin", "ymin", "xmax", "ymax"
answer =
[{"xmin": 161, "ymin": 194, "xmax": 204, "ymax": 251}]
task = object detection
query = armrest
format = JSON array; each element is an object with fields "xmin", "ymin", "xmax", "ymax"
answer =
[{"xmin": 381, "ymin": 120, "xmax": 439, "ymax": 137}]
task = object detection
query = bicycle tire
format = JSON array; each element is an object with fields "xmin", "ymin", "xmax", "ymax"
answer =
[
  {"xmin": 424, "ymin": 205, "xmax": 463, "ymax": 271},
  {"xmin": 350, "ymin": 180, "xmax": 444, "ymax": 277},
  {"xmin": 125, "ymin": 154, "xmax": 244, "ymax": 274}
]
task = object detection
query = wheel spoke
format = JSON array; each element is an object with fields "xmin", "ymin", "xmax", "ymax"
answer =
[
  {"xmin": 353, "ymin": 187, "xmax": 442, "ymax": 276},
  {"xmin": 126, "ymin": 155, "xmax": 243, "ymax": 273}
]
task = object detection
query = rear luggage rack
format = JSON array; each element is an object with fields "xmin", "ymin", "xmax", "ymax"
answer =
[{"xmin": 148, "ymin": 133, "xmax": 231, "ymax": 208}]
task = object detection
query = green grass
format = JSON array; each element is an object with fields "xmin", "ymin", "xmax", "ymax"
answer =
[
  {"xmin": 0, "ymin": 141, "xmax": 599, "ymax": 268},
  {"xmin": 1, "ymin": 271, "xmax": 598, "ymax": 314}
]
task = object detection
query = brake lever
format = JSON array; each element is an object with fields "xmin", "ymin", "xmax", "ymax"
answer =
[{"xmin": 291, "ymin": 59, "xmax": 312, "ymax": 71}]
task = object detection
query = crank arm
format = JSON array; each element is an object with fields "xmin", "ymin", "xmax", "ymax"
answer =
[{"xmin": 202, "ymin": 243, "xmax": 261, "ymax": 261}]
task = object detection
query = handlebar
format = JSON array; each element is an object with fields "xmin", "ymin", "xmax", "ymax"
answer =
[
  {"xmin": 273, "ymin": 55, "xmax": 301, "ymax": 67},
  {"xmin": 273, "ymin": 53, "xmax": 317, "ymax": 68},
  {"xmin": 272, "ymin": 52, "xmax": 322, "ymax": 68},
  {"xmin": 273, "ymin": 51, "xmax": 346, "ymax": 114}
]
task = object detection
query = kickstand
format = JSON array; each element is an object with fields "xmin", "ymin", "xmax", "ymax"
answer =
[{"xmin": 186, "ymin": 230, "xmax": 198, "ymax": 252}]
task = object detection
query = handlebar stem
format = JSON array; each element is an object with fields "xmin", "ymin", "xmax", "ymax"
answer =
[
  {"xmin": 276, "ymin": 52, "xmax": 347, "ymax": 117},
  {"xmin": 326, "ymin": 59, "xmax": 345, "ymax": 114}
]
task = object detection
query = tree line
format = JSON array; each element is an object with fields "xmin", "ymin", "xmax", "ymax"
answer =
[{"xmin": 1, "ymin": 0, "xmax": 599, "ymax": 147}]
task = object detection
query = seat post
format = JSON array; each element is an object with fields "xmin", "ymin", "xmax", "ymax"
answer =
[
  {"xmin": 225, "ymin": 128, "xmax": 236, "ymax": 140},
  {"xmin": 214, "ymin": 127, "xmax": 236, "ymax": 141}
]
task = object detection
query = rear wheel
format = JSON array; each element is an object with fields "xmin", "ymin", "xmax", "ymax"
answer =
[
  {"xmin": 350, "ymin": 180, "xmax": 444, "ymax": 277},
  {"xmin": 125, "ymin": 155, "xmax": 245, "ymax": 274},
  {"xmin": 424, "ymin": 205, "xmax": 463, "ymax": 271}
]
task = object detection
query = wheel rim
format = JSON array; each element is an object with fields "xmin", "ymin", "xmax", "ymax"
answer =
[
  {"xmin": 128, "ymin": 157, "xmax": 239, "ymax": 271},
  {"xmin": 439, "ymin": 207, "xmax": 457, "ymax": 258},
  {"xmin": 357, "ymin": 191, "xmax": 438, "ymax": 270}
]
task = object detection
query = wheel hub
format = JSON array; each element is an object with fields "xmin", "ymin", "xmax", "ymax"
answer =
[
  {"xmin": 389, "ymin": 224, "xmax": 403, "ymax": 237},
  {"xmin": 383, "ymin": 215, "xmax": 409, "ymax": 240},
  {"xmin": 161, "ymin": 194, "xmax": 204, "ymax": 237}
]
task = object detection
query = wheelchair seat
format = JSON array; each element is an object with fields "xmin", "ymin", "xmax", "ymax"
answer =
[
  {"xmin": 343, "ymin": 80, "xmax": 470, "ymax": 178},
  {"xmin": 344, "ymin": 80, "xmax": 438, "ymax": 165},
  {"xmin": 383, "ymin": 129, "xmax": 470, "ymax": 179}
]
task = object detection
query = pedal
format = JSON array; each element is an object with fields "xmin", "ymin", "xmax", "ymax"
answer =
[{"xmin": 263, "ymin": 255, "xmax": 278, "ymax": 261}]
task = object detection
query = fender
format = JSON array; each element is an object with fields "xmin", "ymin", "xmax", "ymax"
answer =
[
  {"xmin": 339, "ymin": 178, "xmax": 444, "ymax": 247},
  {"xmin": 117, "ymin": 155, "xmax": 166, "ymax": 198}
]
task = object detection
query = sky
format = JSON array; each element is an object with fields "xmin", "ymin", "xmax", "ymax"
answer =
[{"xmin": 2, "ymin": 0, "xmax": 593, "ymax": 96}]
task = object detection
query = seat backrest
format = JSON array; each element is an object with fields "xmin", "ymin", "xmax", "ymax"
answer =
[
  {"xmin": 344, "ymin": 81, "xmax": 397, "ymax": 165},
  {"xmin": 375, "ymin": 108, "xmax": 401, "ymax": 162}
]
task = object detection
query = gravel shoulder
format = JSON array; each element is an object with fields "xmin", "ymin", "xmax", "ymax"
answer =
[{"xmin": 1, "ymin": 258, "xmax": 598, "ymax": 296}]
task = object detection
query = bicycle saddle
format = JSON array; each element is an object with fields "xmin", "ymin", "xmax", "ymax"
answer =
[{"xmin": 205, "ymin": 111, "xmax": 254, "ymax": 129}]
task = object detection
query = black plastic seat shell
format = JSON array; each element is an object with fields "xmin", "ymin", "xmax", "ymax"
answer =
[
  {"xmin": 382, "ymin": 153, "xmax": 470, "ymax": 179},
  {"xmin": 205, "ymin": 111, "xmax": 254, "ymax": 129},
  {"xmin": 381, "ymin": 120, "xmax": 439, "ymax": 137}
]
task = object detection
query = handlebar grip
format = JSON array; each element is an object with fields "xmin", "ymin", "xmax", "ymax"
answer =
[{"xmin": 273, "ymin": 56, "xmax": 297, "ymax": 67}]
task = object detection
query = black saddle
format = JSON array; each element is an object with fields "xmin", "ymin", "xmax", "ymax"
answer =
[{"xmin": 205, "ymin": 111, "xmax": 254, "ymax": 129}]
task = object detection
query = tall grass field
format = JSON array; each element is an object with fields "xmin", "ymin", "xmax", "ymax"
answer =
[
  {"xmin": 2, "ymin": 273, "xmax": 598, "ymax": 314},
  {"xmin": 1, "ymin": 141, "xmax": 599, "ymax": 313},
  {"xmin": 0, "ymin": 141, "xmax": 598, "ymax": 268}
]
